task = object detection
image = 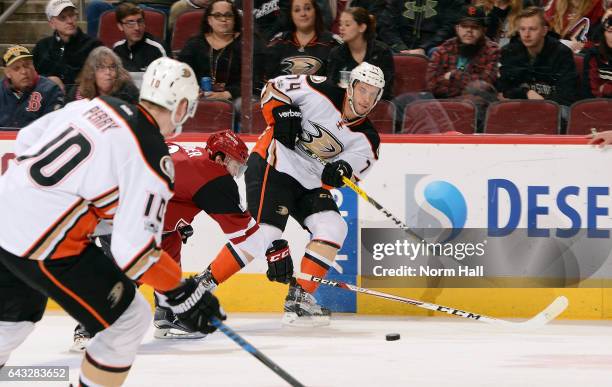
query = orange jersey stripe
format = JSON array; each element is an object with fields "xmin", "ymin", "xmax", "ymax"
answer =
[
  {"xmin": 256, "ymin": 163, "xmax": 271, "ymax": 224},
  {"xmin": 50, "ymin": 209, "xmax": 98, "ymax": 259}
]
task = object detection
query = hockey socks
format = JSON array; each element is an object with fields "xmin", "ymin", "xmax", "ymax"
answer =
[
  {"xmin": 297, "ymin": 249, "xmax": 335, "ymax": 293},
  {"xmin": 210, "ymin": 243, "xmax": 246, "ymax": 284}
]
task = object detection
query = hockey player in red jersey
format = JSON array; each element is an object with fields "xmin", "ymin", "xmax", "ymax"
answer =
[
  {"xmin": 0, "ymin": 57, "xmax": 226, "ymax": 386},
  {"xmin": 153, "ymin": 130, "xmax": 294, "ymax": 338},
  {"xmin": 71, "ymin": 130, "xmax": 295, "ymax": 345},
  {"xmin": 246, "ymin": 62, "xmax": 385, "ymax": 326}
]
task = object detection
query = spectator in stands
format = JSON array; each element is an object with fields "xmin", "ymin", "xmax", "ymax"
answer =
[
  {"xmin": 169, "ymin": 0, "xmax": 210, "ymax": 32},
  {"xmin": 426, "ymin": 5, "xmax": 500, "ymax": 99},
  {"xmin": 265, "ymin": 0, "xmax": 341, "ymax": 78},
  {"xmin": 233, "ymin": 0, "xmax": 287, "ymax": 41},
  {"xmin": 323, "ymin": 0, "xmax": 385, "ymax": 34},
  {"xmin": 583, "ymin": 13, "xmax": 612, "ymax": 97},
  {"xmin": 34, "ymin": 0, "xmax": 102, "ymax": 90},
  {"xmin": 326, "ymin": 7, "xmax": 394, "ymax": 99},
  {"xmin": 485, "ymin": 0, "xmax": 534, "ymax": 46},
  {"xmin": 0, "ymin": 45, "xmax": 64, "ymax": 129},
  {"xmin": 377, "ymin": 0, "xmax": 464, "ymax": 56},
  {"xmin": 178, "ymin": 0, "xmax": 265, "ymax": 100},
  {"xmin": 113, "ymin": 2, "xmax": 167, "ymax": 72},
  {"xmin": 66, "ymin": 46, "xmax": 139, "ymax": 104},
  {"xmin": 497, "ymin": 7, "xmax": 578, "ymax": 107},
  {"xmin": 545, "ymin": 0, "xmax": 605, "ymax": 52},
  {"xmin": 87, "ymin": 1, "xmax": 179, "ymax": 37}
]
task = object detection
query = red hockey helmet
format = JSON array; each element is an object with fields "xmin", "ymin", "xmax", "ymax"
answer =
[{"xmin": 206, "ymin": 130, "xmax": 249, "ymax": 176}]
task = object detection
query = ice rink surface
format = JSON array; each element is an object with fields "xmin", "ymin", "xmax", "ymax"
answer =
[{"xmin": 5, "ymin": 312, "xmax": 612, "ymax": 387}]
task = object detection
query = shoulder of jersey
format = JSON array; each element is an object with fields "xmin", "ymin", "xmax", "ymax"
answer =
[
  {"xmin": 350, "ymin": 118, "xmax": 381, "ymax": 159},
  {"xmin": 99, "ymin": 96, "xmax": 174, "ymax": 188},
  {"xmin": 304, "ymin": 76, "xmax": 345, "ymax": 109}
]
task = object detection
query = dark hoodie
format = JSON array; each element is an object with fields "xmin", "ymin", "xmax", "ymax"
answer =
[
  {"xmin": 497, "ymin": 35, "xmax": 578, "ymax": 105},
  {"xmin": 377, "ymin": 0, "xmax": 464, "ymax": 53},
  {"xmin": 33, "ymin": 27, "xmax": 102, "ymax": 86}
]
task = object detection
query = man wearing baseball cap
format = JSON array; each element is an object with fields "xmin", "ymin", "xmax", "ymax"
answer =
[
  {"xmin": 426, "ymin": 5, "xmax": 500, "ymax": 99},
  {"xmin": 0, "ymin": 45, "xmax": 64, "ymax": 129},
  {"xmin": 33, "ymin": 0, "xmax": 102, "ymax": 87}
]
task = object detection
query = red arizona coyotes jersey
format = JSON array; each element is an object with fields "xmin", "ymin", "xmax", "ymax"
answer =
[
  {"xmin": 162, "ymin": 143, "xmax": 258, "ymax": 261},
  {"xmin": 254, "ymin": 74, "xmax": 380, "ymax": 190},
  {"xmin": 0, "ymin": 97, "xmax": 173, "ymax": 280}
]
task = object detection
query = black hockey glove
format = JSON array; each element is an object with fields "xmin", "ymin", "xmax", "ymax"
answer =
[
  {"xmin": 179, "ymin": 225, "xmax": 194, "ymax": 244},
  {"xmin": 321, "ymin": 160, "xmax": 353, "ymax": 188},
  {"xmin": 163, "ymin": 277, "xmax": 226, "ymax": 334},
  {"xmin": 272, "ymin": 104, "xmax": 302, "ymax": 150},
  {"xmin": 265, "ymin": 239, "xmax": 294, "ymax": 284}
]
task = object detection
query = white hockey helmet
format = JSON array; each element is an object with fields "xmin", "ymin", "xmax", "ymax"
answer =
[
  {"xmin": 347, "ymin": 62, "xmax": 385, "ymax": 117},
  {"xmin": 140, "ymin": 57, "xmax": 199, "ymax": 137}
]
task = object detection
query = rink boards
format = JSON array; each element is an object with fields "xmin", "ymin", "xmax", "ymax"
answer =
[{"xmin": 2, "ymin": 132, "xmax": 612, "ymax": 319}]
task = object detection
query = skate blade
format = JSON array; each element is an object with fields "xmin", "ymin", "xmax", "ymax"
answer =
[
  {"xmin": 281, "ymin": 312, "xmax": 331, "ymax": 327},
  {"xmin": 69, "ymin": 338, "xmax": 89, "ymax": 353},
  {"xmin": 154, "ymin": 327, "xmax": 207, "ymax": 340}
]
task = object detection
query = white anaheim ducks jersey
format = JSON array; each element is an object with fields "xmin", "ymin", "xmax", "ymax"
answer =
[
  {"xmin": 254, "ymin": 75, "xmax": 380, "ymax": 190},
  {"xmin": 0, "ymin": 97, "xmax": 174, "ymax": 280}
]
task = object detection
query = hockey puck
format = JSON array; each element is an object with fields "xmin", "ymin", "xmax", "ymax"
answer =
[{"xmin": 385, "ymin": 333, "xmax": 400, "ymax": 341}]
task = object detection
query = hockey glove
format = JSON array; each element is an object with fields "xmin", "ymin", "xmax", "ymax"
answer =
[
  {"xmin": 265, "ymin": 239, "xmax": 294, "ymax": 284},
  {"xmin": 321, "ymin": 160, "xmax": 353, "ymax": 188},
  {"xmin": 272, "ymin": 105, "xmax": 302, "ymax": 150},
  {"xmin": 162, "ymin": 277, "xmax": 226, "ymax": 334},
  {"xmin": 179, "ymin": 225, "xmax": 194, "ymax": 244}
]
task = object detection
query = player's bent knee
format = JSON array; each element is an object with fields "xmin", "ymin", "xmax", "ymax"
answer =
[
  {"xmin": 0, "ymin": 321, "xmax": 35, "ymax": 365},
  {"xmin": 304, "ymin": 211, "xmax": 348, "ymax": 248},
  {"xmin": 82, "ymin": 292, "xmax": 150, "ymax": 385}
]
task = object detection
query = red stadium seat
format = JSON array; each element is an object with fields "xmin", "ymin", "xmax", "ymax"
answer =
[
  {"xmin": 183, "ymin": 100, "xmax": 234, "ymax": 133},
  {"xmin": 171, "ymin": 10, "xmax": 205, "ymax": 55},
  {"xmin": 392, "ymin": 54, "xmax": 429, "ymax": 96},
  {"xmin": 401, "ymin": 99, "xmax": 477, "ymax": 134},
  {"xmin": 367, "ymin": 100, "xmax": 396, "ymax": 133},
  {"xmin": 567, "ymin": 99, "xmax": 612, "ymax": 135},
  {"xmin": 98, "ymin": 9, "xmax": 166, "ymax": 48},
  {"xmin": 484, "ymin": 100, "xmax": 560, "ymax": 134}
]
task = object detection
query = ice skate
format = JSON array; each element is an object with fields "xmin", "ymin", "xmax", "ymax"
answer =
[
  {"xmin": 282, "ymin": 280, "xmax": 331, "ymax": 327},
  {"xmin": 69, "ymin": 324, "xmax": 91, "ymax": 353},
  {"xmin": 153, "ymin": 305, "xmax": 207, "ymax": 339}
]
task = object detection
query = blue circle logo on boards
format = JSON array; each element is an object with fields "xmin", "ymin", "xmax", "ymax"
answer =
[{"xmin": 423, "ymin": 181, "xmax": 467, "ymax": 240}]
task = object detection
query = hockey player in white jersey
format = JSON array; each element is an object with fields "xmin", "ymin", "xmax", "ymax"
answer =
[
  {"xmin": 246, "ymin": 62, "xmax": 385, "ymax": 326},
  {"xmin": 0, "ymin": 57, "xmax": 225, "ymax": 386}
]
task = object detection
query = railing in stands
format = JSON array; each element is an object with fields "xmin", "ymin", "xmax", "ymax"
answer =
[{"xmin": 0, "ymin": 0, "xmax": 27, "ymax": 25}]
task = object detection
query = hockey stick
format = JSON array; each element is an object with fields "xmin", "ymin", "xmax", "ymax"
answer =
[
  {"xmin": 209, "ymin": 317, "xmax": 305, "ymax": 387},
  {"xmin": 299, "ymin": 144, "xmax": 422, "ymax": 242},
  {"xmin": 297, "ymin": 273, "xmax": 569, "ymax": 330}
]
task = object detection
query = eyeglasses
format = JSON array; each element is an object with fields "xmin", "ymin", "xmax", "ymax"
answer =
[
  {"xmin": 95, "ymin": 64, "xmax": 118, "ymax": 72},
  {"xmin": 210, "ymin": 12, "xmax": 234, "ymax": 20},
  {"xmin": 122, "ymin": 18, "xmax": 145, "ymax": 27}
]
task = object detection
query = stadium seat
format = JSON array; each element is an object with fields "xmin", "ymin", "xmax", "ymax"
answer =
[
  {"xmin": 98, "ymin": 9, "xmax": 166, "ymax": 48},
  {"xmin": 368, "ymin": 100, "xmax": 396, "ymax": 133},
  {"xmin": 183, "ymin": 100, "xmax": 234, "ymax": 133},
  {"xmin": 484, "ymin": 100, "xmax": 560, "ymax": 134},
  {"xmin": 401, "ymin": 99, "xmax": 476, "ymax": 134},
  {"xmin": 171, "ymin": 10, "xmax": 205, "ymax": 55},
  {"xmin": 566, "ymin": 99, "xmax": 612, "ymax": 135},
  {"xmin": 392, "ymin": 54, "xmax": 429, "ymax": 96}
]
